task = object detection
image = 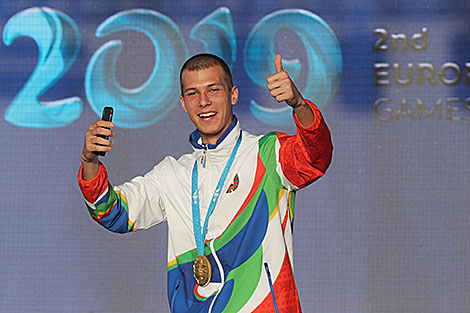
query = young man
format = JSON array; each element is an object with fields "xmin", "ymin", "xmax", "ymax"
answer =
[{"xmin": 78, "ymin": 53, "xmax": 332, "ymax": 312}]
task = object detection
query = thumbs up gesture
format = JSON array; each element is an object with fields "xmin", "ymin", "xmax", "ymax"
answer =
[{"xmin": 266, "ymin": 54, "xmax": 305, "ymax": 109}]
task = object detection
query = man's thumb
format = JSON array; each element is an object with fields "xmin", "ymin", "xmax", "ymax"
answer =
[{"xmin": 274, "ymin": 54, "xmax": 283, "ymax": 73}]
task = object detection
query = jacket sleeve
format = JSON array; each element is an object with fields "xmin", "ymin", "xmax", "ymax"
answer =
[
  {"xmin": 276, "ymin": 99, "xmax": 333, "ymax": 190},
  {"xmin": 78, "ymin": 162, "xmax": 166, "ymax": 233}
]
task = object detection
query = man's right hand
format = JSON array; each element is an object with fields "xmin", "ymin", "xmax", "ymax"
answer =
[{"xmin": 80, "ymin": 120, "xmax": 115, "ymax": 180}]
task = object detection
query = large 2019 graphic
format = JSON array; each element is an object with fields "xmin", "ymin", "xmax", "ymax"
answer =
[{"xmin": 3, "ymin": 7, "xmax": 342, "ymax": 129}]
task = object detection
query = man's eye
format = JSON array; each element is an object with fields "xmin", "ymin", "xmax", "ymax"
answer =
[
  {"xmin": 187, "ymin": 92, "xmax": 197, "ymax": 96},
  {"xmin": 210, "ymin": 88, "xmax": 219, "ymax": 92}
]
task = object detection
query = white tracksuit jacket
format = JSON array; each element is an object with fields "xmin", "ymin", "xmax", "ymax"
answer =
[{"xmin": 78, "ymin": 100, "xmax": 332, "ymax": 313}]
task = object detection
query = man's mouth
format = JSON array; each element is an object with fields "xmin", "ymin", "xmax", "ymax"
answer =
[{"xmin": 198, "ymin": 112, "xmax": 217, "ymax": 119}]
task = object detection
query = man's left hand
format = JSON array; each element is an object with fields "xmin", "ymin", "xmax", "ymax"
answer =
[
  {"xmin": 266, "ymin": 54, "xmax": 306, "ymax": 108},
  {"xmin": 266, "ymin": 54, "xmax": 314, "ymax": 126}
]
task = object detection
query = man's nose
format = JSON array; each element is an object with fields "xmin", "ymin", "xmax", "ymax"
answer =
[{"xmin": 199, "ymin": 92, "xmax": 211, "ymax": 106}]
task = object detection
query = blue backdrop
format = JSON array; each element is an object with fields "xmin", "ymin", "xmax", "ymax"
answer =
[{"xmin": 1, "ymin": 1, "xmax": 469, "ymax": 312}]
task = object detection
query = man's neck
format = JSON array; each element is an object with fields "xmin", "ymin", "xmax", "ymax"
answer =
[
  {"xmin": 200, "ymin": 117, "xmax": 235, "ymax": 146},
  {"xmin": 201, "ymin": 137, "xmax": 217, "ymax": 146}
]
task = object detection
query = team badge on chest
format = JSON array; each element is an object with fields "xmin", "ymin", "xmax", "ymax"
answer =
[{"xmin": 226, "ymin": 173, "xmax": 239, "ymax": 193}]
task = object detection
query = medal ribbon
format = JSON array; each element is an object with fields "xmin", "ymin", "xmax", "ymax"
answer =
[{"xmin": 192, "ymin": 132, "xmax": 242, "ymax": 256}]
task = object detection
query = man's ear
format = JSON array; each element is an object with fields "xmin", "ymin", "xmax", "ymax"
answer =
[
  {"xmin": 180, "ymin": 95, "xmax": 188, "ymax": 112},
  {"xmin": 231, "ymin": 85, "xmax": 239, "ymax": 105}
]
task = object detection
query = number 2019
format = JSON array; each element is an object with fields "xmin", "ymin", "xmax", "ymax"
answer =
[{"xmin": 2, "ymin": 7, "xmax": 342, "ymax": 129}]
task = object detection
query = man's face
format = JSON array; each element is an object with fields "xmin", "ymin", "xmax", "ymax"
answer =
[{"xmin": 180, "ymin": 65, "xmax": 238, "ymax": 145}]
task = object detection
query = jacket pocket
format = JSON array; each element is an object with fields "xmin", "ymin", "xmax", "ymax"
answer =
[
  {"xmin": 169, "ymin": 279, "xmax": 181, "ymax": 312},
  {"xmin": 264, "ymin": 262, "xmax": 280, "ymax": 313}
]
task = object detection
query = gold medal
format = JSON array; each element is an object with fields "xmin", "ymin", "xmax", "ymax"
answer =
[{"xmin": 193, "ymin": 255, "xmax": 212, "ymax": 286}]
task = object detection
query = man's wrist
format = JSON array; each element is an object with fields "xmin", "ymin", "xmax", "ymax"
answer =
[
  {"xmin": 292, "ymin": 98, "xmax": 315, "ymax": 127},
  {"xmin": 291, "ymin": 97, "xmax": 307, "ymax": 110},
  {"xmin": 80, "ymin": 154, "xmax": 98, "ymax": 166}
]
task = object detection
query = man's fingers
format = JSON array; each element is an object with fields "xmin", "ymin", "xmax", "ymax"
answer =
[
  {"xmin": 89, "ymin": 122, "xmax": 115, "ymax": 138},
  {"xmin": 88, "ymin": 120, "xmax": 114, "ymax": 132},
  {"xmin": 93, "ymin": 135, "xmax": 113, "ymax": 146},
  {"xmin": 85, "ymin": 137, "xmax": 114, "ymax": 154},
  {"xmin": 95, "ymin": 120, "xmax": 115, "ymax": 129},
  {"xmin": 274, "ymin": 54, "xmax": 283, "ymax": 73},
  {"xmin": 84, "ymin": 121, "xmax": 115, "ymax": 153},
  {"xmin": 270, "ymin": 88, "xmax": 293, "ymax": 102},
  {"xmin": 267, "ymin": 75, "xmax": 289, "ymax": 90},
  {"xmin": 96, "ymin": 128, "xmax": 115, "ymax": 138},
  {"xmin": 267, "ymin": 71, "xmax": 290, "ymax": 88},
  {"xmin": 82, "ymin": 120, "xmax": 116, "ymax": 164}
]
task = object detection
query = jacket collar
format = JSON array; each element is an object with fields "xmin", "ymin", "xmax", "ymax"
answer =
[{"xmin": 189, "ymin": 115, "xmax": 239, "ymax": 150}]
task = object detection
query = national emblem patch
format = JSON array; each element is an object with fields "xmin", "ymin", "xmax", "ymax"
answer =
[{"xmin": 226, "ymin": 173, "xmax": 239, "ymax": 193}]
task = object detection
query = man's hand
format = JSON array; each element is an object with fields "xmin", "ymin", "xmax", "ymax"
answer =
[
  {"xmin": 266, "ymin": 54, "xmax": 314, "ymax": 126},
  {"xmin": 80, "ymin": 120, "xmax": 115, "ymax": 180}
]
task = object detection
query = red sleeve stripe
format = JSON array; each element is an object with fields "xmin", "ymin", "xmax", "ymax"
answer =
[{"xmin": 78, "ymin": 162, "xmax": 109, "ymax": 203}]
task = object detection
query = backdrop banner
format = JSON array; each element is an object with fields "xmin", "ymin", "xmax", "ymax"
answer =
[{"xmin": 1, "ymin": 1, "xmax": 469, "ymax": 312}]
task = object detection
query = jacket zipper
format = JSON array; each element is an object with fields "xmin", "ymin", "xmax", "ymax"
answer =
[
  {"xmin": 201, "ymin": 144, "xmax": 208, "ymax": 168},
  {"xmin": 264, "ymin": 262, "xmax": 280, "ymax": 313}
]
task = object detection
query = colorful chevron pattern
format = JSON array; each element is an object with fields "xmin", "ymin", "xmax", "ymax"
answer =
[{"xmin": 166, "ymin": 132, "xmax": 300, "ymax": 312}]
